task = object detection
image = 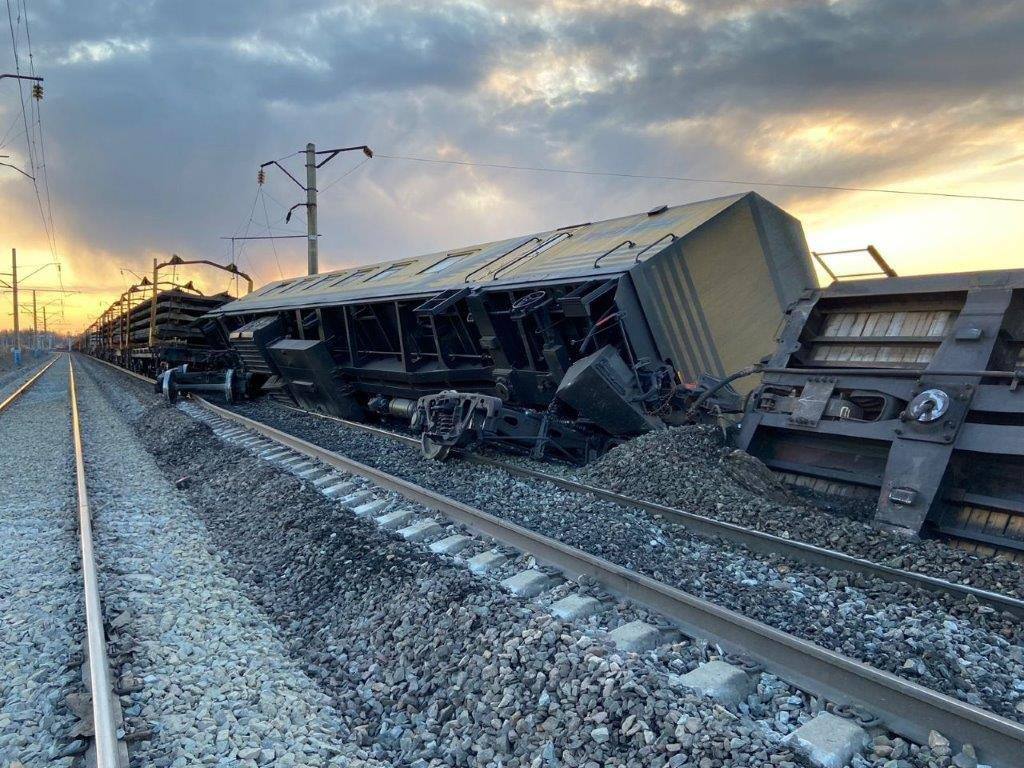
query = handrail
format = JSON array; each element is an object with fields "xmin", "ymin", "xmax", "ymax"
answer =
[
  {"xmin": 491, "ymin": 232, "xmax": 573, "ymax": 281},
  {"xmin": 593, "ymin": 239, "xmax": 636, "ymax": 268},
  {"xmin": 463, "ymin": 237, "xmax": 541, "ymax": 284},
  {"xmin": 812, "ymin": 245, "xmax": 897, "ymax": 283},
  {"xmin": 634, "ymin": 233, "xmax": 677, "ymax": 264}
]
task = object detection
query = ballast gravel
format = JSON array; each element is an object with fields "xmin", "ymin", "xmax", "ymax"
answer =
[
  {"xmin": 576, "ymin": 426, "xmax": 1024, "ymax": 599},
  {"xmin": 80, "ymin": 355, "xmax": 972, "ymax": 768},
  {"xmin": 0, "ymin": 360, "xmax": 82, "ymax": 767},
  {"xmin": 73, "ymin": 361, "xmax": 379, "ymax": 768},
  {"xmin": 189, "ymin": 397, "xmax": 1024, "ymax": 725},
  {"xmin": 0, "ymin": 353, "xmax": 55, "ymax": 399}
]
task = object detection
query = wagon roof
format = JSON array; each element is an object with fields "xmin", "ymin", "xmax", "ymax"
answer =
[{"xmin": 210, "ymin": 192, "xmax": 755, "ymax": 315}]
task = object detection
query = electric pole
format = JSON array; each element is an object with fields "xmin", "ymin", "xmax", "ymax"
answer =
[
  {"xmin": 31, "ymin": 289, "xmax": 37, "ymax": 350},
  {"xmin": 259, "ymin": 142, "xmax": 372, "ymax": 277},
  {"xmin": 305, "ymin": 143, "xmax": 319, "ymax": 275}
]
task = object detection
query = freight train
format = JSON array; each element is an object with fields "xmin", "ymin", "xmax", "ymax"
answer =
[
  {"xmin": 79, "ymin": 256, "xmax": 253, "ymax": 379},
  {"xmin": 78, "ymin": 192, "xmax": 1024, "ymax": 556}
]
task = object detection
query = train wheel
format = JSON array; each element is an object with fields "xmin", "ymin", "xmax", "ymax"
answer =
[{"xmin": 420, "ymin": 433, "xmax": 452, "ymax": 461}]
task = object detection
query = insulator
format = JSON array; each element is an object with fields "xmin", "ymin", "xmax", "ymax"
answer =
[
  {"xmin": 31, "ymin": 83, "xmax": 43, "ymax": 100},
  {"xmin": 257, "ymin": 168, "xmax": 266, "ymax": 185}
]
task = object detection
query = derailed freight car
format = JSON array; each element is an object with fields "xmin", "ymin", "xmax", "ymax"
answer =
[
  {"xmin": 206, "ymin": 192, "xmax": 815, "ymax": 461},
  {"xmin": 738, "ymin": 268, "xmax": 1024, "ymax": 556},
  {"xmin": 81, "ymin": 287, "xmax": 235, "ymax": 376}
]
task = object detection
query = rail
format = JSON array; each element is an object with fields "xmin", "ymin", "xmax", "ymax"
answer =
[
  {"xmin": 275, "ymin": 404, "xmax": 1024, "ymax": 620},
  {"xmin": 82, "ymin": 353, "xmax": 1024, "ymax": 617},
  {"xmin": 190, "ymin": 394, "xmax": 1024, "ymax": 767},
  {"xmin": 68, "ymin": 356, "xmax": 128, "ymax": 767}
]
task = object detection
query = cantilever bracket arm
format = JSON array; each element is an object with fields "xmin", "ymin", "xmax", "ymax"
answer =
[
  {"xmin": 258, "ymin": 160, "xmax": 306, "ymax": 190},
  {"xmin": 314, "ymin": 145, "xmax": 373, "ymax": 168},
  {"xmin": 155, "ymin": 258, "xmax": 255, "ymax": 294},
  {"xmin": 0, "ymin": 161, "xmax": 34, "ymax": 180}
]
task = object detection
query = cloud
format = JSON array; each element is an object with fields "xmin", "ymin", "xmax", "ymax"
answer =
[
  {"xmin": 57, "ymin": 37, "xmax": 151, "ymax": 65},
  {"xmin": 1, "ymin": 0, "xmax": 1022, "ymax": 330}
]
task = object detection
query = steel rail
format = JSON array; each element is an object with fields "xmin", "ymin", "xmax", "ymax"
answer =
[
  {"xmin": 68, "ymin": 356, "xmax": 126, "ymax": 767},
  {"xmin": 275, "ymin": 404, "xmax": 1024, "ymax": 620},
  {"xmin": 83, "ymin": 354, "xmax": 1024, "ymax": 617},
  {"xmin": 191, "ymin": 394, "xmax": 1024, "ymax": 767},
  {"xmin": 0, "ymin": 354, "xmax": 60, "ymax": 413}
]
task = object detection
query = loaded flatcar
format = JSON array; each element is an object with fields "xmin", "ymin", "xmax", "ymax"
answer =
[
  {"xmin": 206, "ymin": 192, "xmax": 815, "ymax": 461},
  {"xmin": 80, "ymin": 285, "xmax": 235, "ymax": 377}
]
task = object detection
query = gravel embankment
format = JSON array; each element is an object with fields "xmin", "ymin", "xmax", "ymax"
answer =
[
  {"xmin": 0, "ymin": 358, "xmax": 83, "ymax": 767},
  {"xmin": 181, "ymin": 396, "xmax": 1024, "ymax": 725},
  {"xmin": 0, "ymin": 353, "xmax": 56, "ymax": 400},
  {"xmin": 74, "ymin": 360, "xmax": 381, "ymax": 768},
  {"xmin": 78, "ymin": 354, "xmax": 976, "ymax": 768}
]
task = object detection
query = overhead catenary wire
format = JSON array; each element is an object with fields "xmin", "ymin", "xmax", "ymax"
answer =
[
  {"xmin": 375, "ymin": 152, "xmax": 1024, "ymax": 204},
  {"xmin": 22, "ymin": 0, "xmax": 59, "ymax": 257},
  {"xmin": 19, "ymin": 0, "xmax": 63, "ymax": 321},
  {"xmin": 222, "ymin": 184, "xmax": 275, "ymax": 290},
  {"xmin": 4, "ymin": 0, "xmax": 59, "ymax": 261}
]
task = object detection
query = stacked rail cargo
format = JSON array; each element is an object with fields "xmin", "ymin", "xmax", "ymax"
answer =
[{"xmin": 80, "ymin": 288, "xmax": 233, "ymax": 376}]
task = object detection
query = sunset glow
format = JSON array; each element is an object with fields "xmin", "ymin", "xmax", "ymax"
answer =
[{"xmin": 2, "ymin": 0, "xmax": 1022, "ymax": 333}]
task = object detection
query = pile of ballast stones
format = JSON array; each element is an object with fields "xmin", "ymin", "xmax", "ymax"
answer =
[{"xmin": 577, "ymin": 425, "xmax": 1024, "ymax": 600}]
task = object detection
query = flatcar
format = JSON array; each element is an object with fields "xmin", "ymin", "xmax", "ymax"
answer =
[{"xmin": 79, "ymin": 286, "xmax": 235, "ymax": 377}]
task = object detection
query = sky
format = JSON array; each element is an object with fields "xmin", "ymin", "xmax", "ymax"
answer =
[{"xmin": 1, "ymin": 0, "xmax": 1023, "ymax": 333}]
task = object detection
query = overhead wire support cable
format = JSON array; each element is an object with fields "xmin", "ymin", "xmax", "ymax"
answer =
[
  {"xmin": 320, "ymin": 155, "xmax": 371, "ymax": 194},
  {"xmin": 375, "ymin": 153, "xmax": 1024, "ymax": 204},
  {"xmin": 259, "ymin": 186, "xmax": 285, "ymax": 279},
  {"xmin": 4, "ymin": 0, "xmax": 58, "ymax": 258}
]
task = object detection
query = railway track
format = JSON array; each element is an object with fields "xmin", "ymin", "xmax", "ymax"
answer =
[
  {"xmin": 85, "ymin": 354, "xmax": 1024, "ymax": 617},
  {"xmin": 0, "ymin": 354, "xmax": 60, "ymax": 411},
  {"xmin": 82, "ymin": 354, "xmax": 1024, "ymax": 765},
  {"xmin": 0, "ymin": 355, "xmax": 128, "ymax": 767},
  {"xmin": 281, "ymin": 405, "xmax": 1024, "ymax": 620},
  {"xmin": 171, "ymin": 393, "xmax": 1024, "ymax": 767}
]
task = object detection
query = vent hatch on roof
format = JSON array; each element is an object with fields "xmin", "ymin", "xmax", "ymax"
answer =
[
  {"xmin": 365, "ymin": 263, "xmax": 410, "ymax": 283},
  {"xmin": 420, "ymin": 250, "xmax": 477, "ymax": 275},
  {"xmin": 329, "ymin": 268, "xmax": 372, "ymax": 287}
]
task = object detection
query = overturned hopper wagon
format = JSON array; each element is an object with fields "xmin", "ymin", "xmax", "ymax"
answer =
[
  {"xmin": 206, "ymin": 192, "xmax": 815, "ymax": 461},
  {"xmin": 738, "ymin": 267, "xmax": 1024, "ymax": 556}
]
